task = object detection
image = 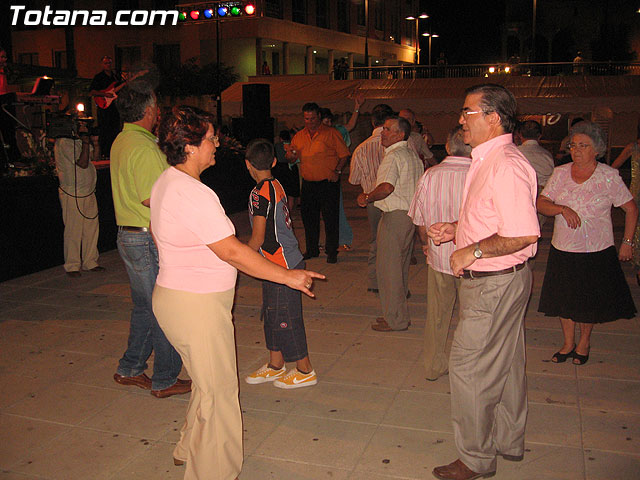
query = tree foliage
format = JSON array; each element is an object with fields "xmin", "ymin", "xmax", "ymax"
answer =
[{"xmin": 157, "ymin": 57, "xmax": 238, "ymax": 97}]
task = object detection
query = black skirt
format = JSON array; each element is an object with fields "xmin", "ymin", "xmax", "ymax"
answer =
[{"xmin": 538, "ymin": 245, "xmax": 636, "ymax": 323}]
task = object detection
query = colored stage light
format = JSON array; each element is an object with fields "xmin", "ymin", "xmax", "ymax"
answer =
[
  {"xmin": 218, "ymin": 6, "xmax": 228, "ymax": 16},
  {"xmin": 178, "ymin": 11, "xmax": 187, "ymax": 20},
  {"xmin": 189, "ymin": 10, "xmax": 200, "ymax": 20},
  {"xmin": 244, "ymin": 4, "xmax": 255, "ymax": 15},
  {"xmin": 203, "ymin": 8, "xmax": 214, "ymax": 19},
  {"xmin": 230, "ymin": 6, "xmax": 241, "ymax": 15}
]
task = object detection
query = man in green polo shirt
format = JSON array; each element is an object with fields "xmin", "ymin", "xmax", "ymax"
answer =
[{"xmin": 110, "ymin": 81, "xmax": 190, "ymax": 399}]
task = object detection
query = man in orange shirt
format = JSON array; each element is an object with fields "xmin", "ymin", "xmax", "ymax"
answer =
[{"xmin": 287, "ymin": 102, "xmax": 350, "ymax": 263}]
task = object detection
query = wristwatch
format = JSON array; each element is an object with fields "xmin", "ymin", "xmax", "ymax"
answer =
[{"xmin": 473, "ymin": 242, "xmax": 483, "ymax": 259}]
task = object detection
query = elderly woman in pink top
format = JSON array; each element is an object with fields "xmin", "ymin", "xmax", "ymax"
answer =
[
  {"xmin": 150, "ymin": 106, "xmax": 323, "ymax": 480},
  {"xmin": 537, "ymin": 121, "xmax": 637, "ymax": 366}
]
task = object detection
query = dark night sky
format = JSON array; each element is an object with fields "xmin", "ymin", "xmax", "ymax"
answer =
[{"xmin": 418, "ymin": 0, "xmax": 508, "ymax": 64}]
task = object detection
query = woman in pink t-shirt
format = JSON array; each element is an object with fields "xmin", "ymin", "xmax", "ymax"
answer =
[
  {"xmin": 537, "ymin": 121, "xmax": 637, "ymax": 366},
  {"xmin": 150, "ymin": 106, "xmax": 324, "ymax": 480}
]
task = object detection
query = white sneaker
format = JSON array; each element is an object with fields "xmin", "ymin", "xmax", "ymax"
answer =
[
  {"xmin": 273, "ymin": 369, "xmax": 318, "ymax": 389},
  {"xmin": 245, "ymin": 364, "xmax": 287, "ymax": 384}
]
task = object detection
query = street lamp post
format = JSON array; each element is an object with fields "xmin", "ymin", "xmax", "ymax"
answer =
[
  {"xmin": 405, "ymin": 13, "xmax": 428, "ymax": 64},
  {"xmin": 422, "ymin": 32, "xmax": 439, "ymax": 66}
]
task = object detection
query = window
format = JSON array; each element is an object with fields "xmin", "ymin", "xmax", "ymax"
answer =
[
  {"xmin": 292, "ymin": 0, "xmax": 307, "ymax": 24},
  {"xmin": 374, "ymin": 0, "xmax": 383, "ymax": 31},
  {"xmin": 53, "ymin": 50, "xmax": 67, "ymax": 69},
  {"xmin": 356, "ymin": 0, "xmax": 365, "ymax": 26},
  {"xmin": 390, "ymin": 12, "xmax": 400, "ymax": 44},
  {"xmin": 316, "ymin": 0, "xmax": 328, "ymax": 28},
  {"xmin": 153, "ymin": 44, "xmax": 180, "ymax": 72},
  {"xmin": 265, "ymin": 0, "xmax": 283, "ymax": 19},
  {"xmin": 337, "ymin": 0, "xmax": 350, "ymax": 33},
  {"xmin": 18, "ymin": 53, "xmax": 39, "ymax": 65},
  {"xmin": 405, "ymin": 19, "xmax": 413, "ymax": 47}
]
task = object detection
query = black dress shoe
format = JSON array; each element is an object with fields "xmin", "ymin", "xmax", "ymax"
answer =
[
  {"xmin": 303, "ymin": 251, "xmax": 319, "ymax": 260},
  {"xmin": 326, "ymin": 254, "xmax": 337, "ymax": 264}
]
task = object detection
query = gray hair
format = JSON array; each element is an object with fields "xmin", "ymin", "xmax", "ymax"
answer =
[
  {"xmin": 465, "ymin": 83, "xmax": 517, "ymax": 133},
  {"xmin": 569, "ymin": 121, "xmax": 607, "ymax": 157},
  {"xmin": 446, "ymin": 125, "xmax": 472, "ymax": 157}
]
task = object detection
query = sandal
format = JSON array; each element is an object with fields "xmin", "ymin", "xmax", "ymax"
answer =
[
  {"xmin": 551, "ymin": 345, "xmax": 576, "ymax": 363},
  {"xmin": 572, "ymin": 350, "xmax": 589, "ymax": 365}
]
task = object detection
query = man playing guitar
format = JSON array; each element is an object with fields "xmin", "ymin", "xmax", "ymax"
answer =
[{"xmin": 89, "ymin": 55, "xmax": 122, "ymax": 158}]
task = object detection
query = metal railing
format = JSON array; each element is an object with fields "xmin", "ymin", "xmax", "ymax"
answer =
[{"xmin": 333, "ymin": 62, "xmax": 640, "ymax": 80}]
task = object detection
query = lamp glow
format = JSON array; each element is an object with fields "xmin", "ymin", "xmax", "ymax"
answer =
[
  {"xmin": 217, "ymin": 6, "xmax": 228, "ymax": 16},
  {"xmin": 189, "ymin": 10, "xmax": 200, "ymax": 20},
  {"xmin": 244, "ymin": 4, "xmax": 255, "ymax": 15},
  {"xmin": 203, "ymin": 8, "xmax": 214, "ymax": 18}
]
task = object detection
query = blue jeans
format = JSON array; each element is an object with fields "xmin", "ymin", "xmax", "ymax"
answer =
[
  {"xmin": 116, "ymin": 228, "xmax": 182, "ymax": 390},
  {"xmin": 338, "ymin": 187, "xmax": 353, "ymax": 246}
]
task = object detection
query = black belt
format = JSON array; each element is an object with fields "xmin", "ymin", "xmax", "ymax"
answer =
[
  {"xmin": 119, "ymin": 226, "xmax": 148, "ymax": 232},
  {"xmin": 462, "ymin": 261, "xmax": 527, "ymax": 280}
]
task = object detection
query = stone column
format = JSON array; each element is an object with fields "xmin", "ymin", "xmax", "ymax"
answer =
[
  {"xmin": 328, "ymin": 49, "xmax": 334, "ymax": 77},
  {"xmin": 306, "ymin": 45, "xmax": 314, "ymax": 74},
  {"xmin": 347, "ymin": 52, "xmax": 354, "ymax": 79},
  {"xmin": 283, "ymin": 42, "xmax": 290, "ymax": 75},
  {"xmin": 256, "ymin": 37, "xmax": 263, "ymax": 75}
]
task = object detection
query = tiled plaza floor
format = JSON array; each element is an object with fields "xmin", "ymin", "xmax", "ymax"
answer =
[{"xmin": 1, "ymin": 177, "xmax": 639, "ymax": 479}]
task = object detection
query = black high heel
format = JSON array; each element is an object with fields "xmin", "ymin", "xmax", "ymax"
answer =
[
  {"xmin": 551, "ymin": 344, "xmax": 576, "ymax": 363},
  {"xmin": 572, "ymin": 350, "xmax": 590, "ymax": 365}
]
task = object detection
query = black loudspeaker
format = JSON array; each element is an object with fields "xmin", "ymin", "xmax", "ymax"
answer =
[
  {"xmin": 232, "ymin": 117, "xmax": 275, "ymax": 145},
  {"xmin": 242, "ymin": 84, "xmax": 270, "ymax": 120}
]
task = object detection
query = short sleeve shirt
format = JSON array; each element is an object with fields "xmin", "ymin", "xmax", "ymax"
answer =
[
  {"xmin": 249, "ymin": 178, "xmax": 303, "ymax": 269},
  {"xmin": 151, "ymin": 167, "xmax": 237, "ymax": 293},
  {"xmin": 456, "ymin": 134, "xmax": 540, "ymax": 270},
  {"xmin": 55, "ymin": 138, "xmax": 97, "ymax": 196},
  {"xmin": 291, "ymin": 124, "xmax": 350, "ymax": 181},
  {"xmin": 541, "ymin": 163, "xmax": 633, "ymax": 252},
  {"xmin": 373, "ymin": 141, "xmax": 424, "ymax": 212},
  {"xmin": 110, "ymin": 123, "xmax": 168, "ymax": 227}
]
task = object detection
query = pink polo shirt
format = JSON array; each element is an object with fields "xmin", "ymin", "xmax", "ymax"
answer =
[
  {"xmin": 456, "ymin": 134, "xmax": 539, "ymax": 271},
  {"xmin": 151, "ymin": 167, "xmax": 238, "ymax": 293}
]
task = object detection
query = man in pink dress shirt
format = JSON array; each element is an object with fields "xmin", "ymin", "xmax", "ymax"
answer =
[{"xmin": 428, "ymin": 84, "xmax": 539, "ymax": 480}]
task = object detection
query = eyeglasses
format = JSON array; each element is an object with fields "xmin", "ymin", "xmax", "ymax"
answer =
[
  {"xmin": 460, "ymin": 108, "xmax": 492, "ymax": 119},
  {"xmin": 568, "ymin": 142, "xmax": 592, "ymax": 150}
]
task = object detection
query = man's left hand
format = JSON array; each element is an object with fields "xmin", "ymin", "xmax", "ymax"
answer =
[
  {"xmin": 619, "ymin": 243, "xmax": 633, "ymax": 262},
  {"xmin": 450, "ymin": 245, "xmax": 476, "ymax": 277},
  {"xmin": 356, "ymin": 193, "xmax": 368, "ymax": 208}
]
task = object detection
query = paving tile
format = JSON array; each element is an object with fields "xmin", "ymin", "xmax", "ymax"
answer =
[
  {"xmin": 49, "ymin": 328, "xmax": 128, "ymax": 356},
  {"xmin": 342, "ymin": 333, "xmax": 423, "ymax": 363},
  {"xmin": 581, "ymin": 409, "xmax": 640, "ymax": 454},
  {"xmin": 290, "ymin": 382, "xmax": 396, "ymax": 424},
  {"xmin": 239, "ymin": 381, "xmax": 312, "ymax": 415},
  {"xmin": 527, "ymin": 372, "xmax": 578, "ymax": 407},
  {"xmin": 255, "ymin": 415, "xmax": 377, "ymax": 470},
  {"xmin": 2, "ymin": 303, "xmax": 69, "ymax": 322},
  {"xmin": 10, "ymin": 347, "xmax": 101, "ymax": 381},
  {"xmin": 0, "ymin": 471, "xmax": 44, "ymax": 479},
  {"xmin": 0, "ymin": 373, "xmax": 54, "ymax": 409},
  {"xmin": 578, "ymin": 378, "xmax": 640, "ymax": 414},
  {"xmin": 526, "ymin": 403, "xmax": 582, "ymax": 447},
  {"xmin": 526, "ymin": 346, "xmax": 577, "ymax": 377},
  {"xmin": 304, "ymin": 313, "xmax": 371, "ymax": 334},
  {"xmin": 322, "ymin": 355, "xmax": 413, "ymax": 389},
  {"xmin": 80, "ymin": 392, "xmax": 186, "ymax": 440},
  {"xmin": 240, "ymin": 456, "xmax": 351, "ymax": 479},
  {"xmin": 0, "ymin": 414, "xmax": 69, "ymax": 470},
  {"xmin": 496, "ymin": 443, "xmax": 585, "ymax": 480},
  {"xmin": 5, "ymin": 382, "xmax": 123, "ymax": 426},
  {"xmin": 575, "ymin": 350, "xmax": 640, "ymax": 381},
  {"xmin": 109, "ymin": 440, "xmax": 184, "ymax": 480},
  {"xmin": 305, "ymin": 330, "xmax": 362, "ymax": 355},
  {"xmin": 353, "ymin": 425, "xmax": 456, "ymax": 478},
  {"xmin": 11, "ymin": 427, "xmax": 152, "ymax": 480},
  {"xmin": 584, "ymin": 450, "xmax": 640, "ymax": 480},
  {"xmin": 381, "ymin": 390, "xmax": 452, "ymax": 433},
  {"xmin": 241, "ymin": 409, "xmax": 287, "ymax": 455}
]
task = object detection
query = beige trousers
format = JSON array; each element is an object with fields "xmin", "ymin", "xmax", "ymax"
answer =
[
  {"xmin": 424, "ymin": 266, "xmax": 459, "ymax": 379},
  {"xmin": 152, "ymin": 286, "xmax": 242, "ymax": 480},
  {"xmin": 59, "ymin": 191, "xmax": 99, "ymax": 272},
  {"xmin": 450, "ymin": 264, "xmax": 531, "ymax": 473},
  {"xmin": 376, "ymin": 210, "xmax": 414, "ymax": 329}
]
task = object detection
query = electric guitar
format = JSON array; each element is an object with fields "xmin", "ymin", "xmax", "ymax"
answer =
[{"xmin": 94, "ymin": 69, "xmax": 148, "ymax": 109}]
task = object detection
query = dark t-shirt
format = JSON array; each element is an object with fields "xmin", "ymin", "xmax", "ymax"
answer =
[{"xmin": 90, "ymin": 70, "xmax": 121, "ymax": 93}]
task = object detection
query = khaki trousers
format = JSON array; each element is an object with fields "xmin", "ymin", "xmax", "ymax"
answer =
[
  {"xmin": 376, "ymin": 210, "xmax": 414, "ymax": 329},
  {"xmin": 152, "ymin": 286, "xmax": 242, "ymax": 480},
  {"xmin": 450, "ymin": 264, "xmax": 531, "ymax": 473},
  {"xmin": 59, "ymin": 191, "xmax": 99, "ymax": 272},
  {"xmin": 424, "ymin": 266, "xmax": 459, "ymax": 379},
  {"xmin": 366, "ymin": 203, "xmax": 382, "ymax": 290}
]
